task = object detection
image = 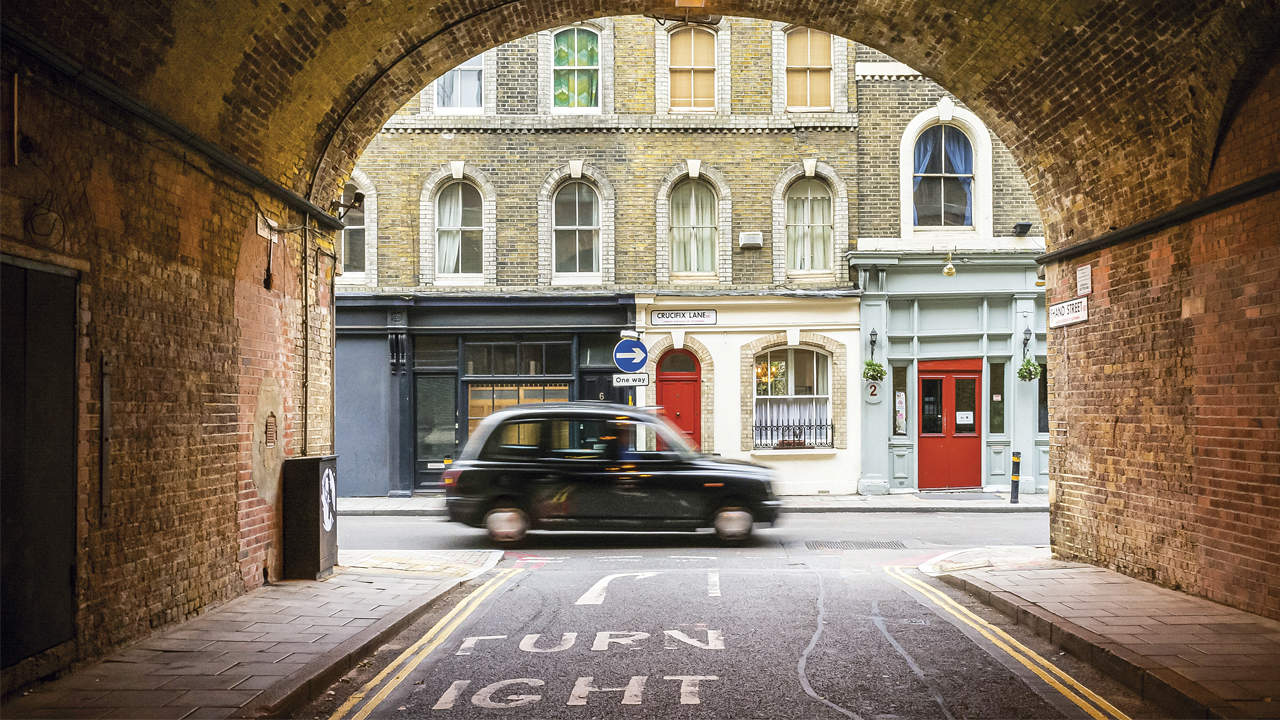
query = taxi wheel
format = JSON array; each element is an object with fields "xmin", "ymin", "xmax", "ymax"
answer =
[
  {"xmin": 712, "ymin": 506, "xmax": 754, "ymax": 543},
  {"xmin": 484, "ymin": 506, "xmax": 529, "ymax": 545}
]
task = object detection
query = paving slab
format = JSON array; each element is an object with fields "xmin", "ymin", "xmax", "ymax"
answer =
[
  {"xmin": 3, "ymin": 550, "xmax": 501, "ymax": 720},
  {"xmin": 925, "ymin": 546, "xmax": 1280, "ymax": 719}
]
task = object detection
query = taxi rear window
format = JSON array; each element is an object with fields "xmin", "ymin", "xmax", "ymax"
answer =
[{"xmin": 480, "ymin": 420, "xmax": 543, "ymax": 460}]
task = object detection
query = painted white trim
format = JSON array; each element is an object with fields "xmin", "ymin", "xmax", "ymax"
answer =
[
  {"xmin": 537, "ymin": 163, "xmax": 616, "ymax": 286},
  {"xmin": 657, "ymin": 19, "xmax": 731, "ymax": 115},
  {"xmin": 856, "ymin": 236, "xmax": 1046, "ymax": 252},
  {"xmin": 419, "ymin": 50, "xmax": 497, "ymax": 117},
  {"xmin": 655, "ymin": 160, "xmax": 733, "ymax": 285},
  {"xmin": 772, "ymin": 24, "xmax": 848, "ymax": 115},
  {"xmin": 899, "ymin": 100, "xmax": 994, "ymax": 242},
  {"xmin": 419, "ymin": 163, "xmax": 498, "ymax": 287},
  {"xmin": 771, "ymin": 161, "xmax": 849, "ymax": 285},
  {"xmin": 336, "ymin": 167, "xmax": 377, "ymax": 287}
]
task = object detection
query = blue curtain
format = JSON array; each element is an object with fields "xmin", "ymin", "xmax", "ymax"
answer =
[
  {"xmin": 944, "ymin": 128, "xmax": 974, "ymax": 226},
  {"xmin": 912, "ymin": 129, "xmax": 937, "ymax": 225}
]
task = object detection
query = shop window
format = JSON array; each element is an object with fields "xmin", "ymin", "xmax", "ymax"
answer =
[
  {"xmin": 785, "ymin": 178, "xmax": 832, "ymax": 272},
  {"xmin": 753, "ymin": 348, "xmax": 831, "ymax": 448},
  {"xmin": 989, "ymin": 362, "xmax": 1005, "ymax": 434},
  {"xmin": 670, "ymin": 178, "xmax": 718, "ymax": 274},
  {"xmin": 414, "ymin": 335, "xmax": 459, "ymax": 369},
  {"xmin": 436, "ymin": 181, "xmax": 484, "ymax": 276},
  {"xmin": 1038, "ymin": 363, "xmax": 1049, "ymax": 433},
  {"xmin": 340, "ymin": 182, "xmax": 365, "ymax": 273},
  {"xmin": 437, "ymin": 53, "xmax": 483, "ymax": 111},
  {"xmin": 669, "ymin": 26, "xmax": 716, "ymax": 110},
  {"xmin": 553, "ymin": 28, "xmax": 600, "ymax": 110},
  {"xmin": 467, "ymin": 384, "xmax": 569, "ymax": 434},
  {"xmin": 912, "ymin": 124, "xmax": 974, "ymax": 227},
  {"xmin": 579, "ymin": 333, "xmax": 618, "ymax": 367},
  {"xmin": 892, "ymin": 366, "xmax": 908, "ymax": 436},
  {"xmin": 553, "ymin": 181, "xmax": 600, "ymax": 276},
  {"xmin": 785, "ymin": 28, "xmax": 832, "ymax": 110}
]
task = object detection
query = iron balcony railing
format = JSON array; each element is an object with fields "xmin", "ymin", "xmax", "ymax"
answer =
[{"xmin": 753, "ymin": 421, "xmax": 834, "ymax": 449}]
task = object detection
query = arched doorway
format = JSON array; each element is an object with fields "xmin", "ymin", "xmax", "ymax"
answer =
[{"xmin": 656, "ymin": 349, "xmax": 702, "ymax": 449}]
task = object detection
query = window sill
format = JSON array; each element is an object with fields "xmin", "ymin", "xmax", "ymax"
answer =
[
  {"xmin": 431, "ymin": 107, "xmax": 486, "ymax": 116},
  {"xmin": 750, "ymin": 448, "xmax": 839, "ymax": 457},
  {"xmin": 551, "ymin": 107, "xmax": 602, "ymax": 115},
  {"xmin": 786, "ymin": 271, "xmax": 835, "ymax": 282},
  {"xmin": 786, "ymin": 106, "xmax": 834, "ymax": 113},
  {"xmin": 667, "ymin": 108, "xmax": 718, "ymax": 114},
  {"xmin": 670, "ymin": 272, "xmax": 718, "ymax": 283},
  {"xmin": 551, "ymin": 273, "xmax": 602, "ymax": 286},
  {"xmin": 435, "ymin": 274, "xmax": 485, "ymax": 286},
  {"xmin": 337, "ymin": 272, "xmax": 369, "ymax": 285}
]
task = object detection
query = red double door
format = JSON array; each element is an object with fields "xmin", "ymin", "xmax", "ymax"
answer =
[{"xmin": 918, "ymin": 359, "xmax": 982, "ymax": 489}]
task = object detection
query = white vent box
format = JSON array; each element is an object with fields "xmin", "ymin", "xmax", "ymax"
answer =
[{"xmin": 739, "ymin": 231, "xmax": 763, "ymax": 248}]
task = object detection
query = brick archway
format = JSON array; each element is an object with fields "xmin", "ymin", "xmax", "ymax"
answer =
[{"xmin": 644, "ymin": 335, "xmax": 715, "ymax": 453}]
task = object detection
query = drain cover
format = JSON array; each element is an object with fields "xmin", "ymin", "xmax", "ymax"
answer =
[{"xmin": 805, "ymin": 540, "xmax": 907, "ymax": 551}]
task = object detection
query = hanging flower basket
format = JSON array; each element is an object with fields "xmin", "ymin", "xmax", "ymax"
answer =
[
  {"xmin": 862, "ymin": 359, "xmax": 887, "ymax": 382},
  {"xmin": 1017, "ymin": 356, "xmax": 1041, "ymax": 382}
]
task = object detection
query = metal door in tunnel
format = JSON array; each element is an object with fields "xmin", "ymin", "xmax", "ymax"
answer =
[{"xmin": 2, "ymin": 260, "xmax": 77, "ymax": 668}]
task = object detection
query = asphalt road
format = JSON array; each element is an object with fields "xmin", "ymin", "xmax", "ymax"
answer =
[{"xmin": 310, "ymin": 514, "xmax": 1159, "ymax": 720}]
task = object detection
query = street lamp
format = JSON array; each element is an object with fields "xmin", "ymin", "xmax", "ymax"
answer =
[{"xmin": 1023, "ymin": 327, "xmax": 1033, "ymax": 357}]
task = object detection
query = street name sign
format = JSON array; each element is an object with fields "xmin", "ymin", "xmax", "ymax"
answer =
[
  {"xmin": 613, "ymin": 373, "xmax": 649, "ymax": 387},
  {"xmin": 650, "ymin": 309, "xmax": 717, "ymax": 326},
  {"xmin": 1048, "ymin": 297, "xmax": 1088, "ymax": 328},
  {"xmin": 613, "ymin": 338, "xmax": 649, "ymax": 373}
]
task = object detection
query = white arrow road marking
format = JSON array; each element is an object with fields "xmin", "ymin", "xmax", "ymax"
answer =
[
  {"xmin": 574, "ymin": 572, "xmax": 660, "ymax": 605},
  {"xmin": 707, "ymin": 570, "xmax": 721, "ymax": 597}
]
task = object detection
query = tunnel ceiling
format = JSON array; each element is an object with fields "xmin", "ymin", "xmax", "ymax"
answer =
[{"xmin": 6, "ymin": 0, "xmax": 1276, "ymax": 246}]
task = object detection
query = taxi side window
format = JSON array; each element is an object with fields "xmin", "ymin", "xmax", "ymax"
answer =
[
  {"xmin": 481, "ymin": 420, "xmax": 544, "ymax": 461},
  {"xmin": 614, "ymin": 420, "xmax": 679, "ymax": 461},
  {"xmin": 547, "ymin": 418, "xmax": 614, "ymax": 460}
]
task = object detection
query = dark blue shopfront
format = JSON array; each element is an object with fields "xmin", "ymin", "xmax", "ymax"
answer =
[{"xmin": 335, "ymin": 294, "xmax": 636, "ymax": 496}]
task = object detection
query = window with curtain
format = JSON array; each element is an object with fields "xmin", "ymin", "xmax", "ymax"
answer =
[
  {"xmin": 785, "ymin": 178, "xmax": 832, "ymax": 271},
  {"xmin": 340, "ymin": 182, "xmax": 365, "ymax": 274},
  {"xmin": 669, "ymin": 27, "xmax": 716, "ymax": 110},
  {"xmin": 753, "ymin": 348, "xmax": 831, "ymax": 448},
  {"xmin": 436, "ymin": 181, "xmax": 483, "ymax": 276},
  {"xmin": 553, "ymin": 181, "xmax": 599, "ymax": 275},
  {"xmin": 553, "ymin": 28, "xmax": 599, "ymax": 110},
  {"xmin": 436, "ymin": 54, "xmax": 483, "ymax": 110},
  {"xmin": 785, "ymin": 28, "xmax": 832, "ymax": 109},
  {"xmin": 912, "ymin": 124, "xmax": 973, "ymax": 227},
  {"xmin": 669, "ymin": 178, "xmax": 717, "ymax": 274}
]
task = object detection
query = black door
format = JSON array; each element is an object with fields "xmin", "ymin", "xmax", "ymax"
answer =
[
  {"xmin": 578, "ymin": 372, "xmax": 634, "ymax": 404},
  {"xmin": 414, "ymin": 374, "xmax": 458, "ymax": 491},
  {"xmin": 2, "ymin": 261, "xmax": 77, "ymax": 668}
]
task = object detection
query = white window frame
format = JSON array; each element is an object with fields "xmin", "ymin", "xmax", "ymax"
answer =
[
  {"xmin": 539, "ymin": 21, "xmax": 613, "ymax": 115},
  {"xmin": 419, "ymin": 163, "xmax": 497, "ymax": 287},
  {"xmin": 551, "ymin": 181, "xmax": 602, "ymax": 284},
  {"xmin": 655, "ymin": 160, "xmax": 732, "ymax": 285},
  {"xmin": 772, "ymin": 23, "xmax": 848, "ymax": 114},
  {"xmin": 656, "ymin": 20, "xmax": 731, "ymax": 115},
  {"xmin": 537, "ymin": 162, "xmax": 616, "ymax": 286},
  {"xmin": 899, "ymin": 98, "xmax": 993, "ymax": 244},
  {"xmin": 420, "ymin": 50, "xmax": 497, "ymax": 116},
  {"xmin": 336, "ymin": 168, "xmax": 377, "ymax": 287},
  {"xmin": 784, "ymin": 27, "xmax": 833, "ymax": 112},
  {"xmin": 771, "ymin": 161, "xmax": 849, "ymax": 285},
  {"xmin": 753, "ymin": 347, "xmax": 832, "ymax": 450},
  {"xmin": 785, "ymin": 178, "xmax": 834, "ymax": 273}
]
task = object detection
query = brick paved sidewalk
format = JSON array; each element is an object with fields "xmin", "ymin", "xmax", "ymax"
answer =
[
  {"xmin": 3, "ymin": 551, "xmax": 500, "ymax": 720},
  {"xmin": 931, "ymin": 548, "xmax": 1280, "ymax": 719}
]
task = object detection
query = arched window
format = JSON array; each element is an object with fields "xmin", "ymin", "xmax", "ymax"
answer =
[
  {"xmin": 553, "ymin": 181, "xmax": 599, "ymax": 274},
  {"xmin": 785, "ymin": 28, "xmax": 831, "ymax": 110},
  {"xmin": 437, "ymin": 53, "xmax": 483, "ymax": 110},
  {"xmin": 753, "ymin": 348, "xmax": 831, "ymax": 449},
  {"xmin": 669, "ymin": 27, "xmax": 716, "ymax": 110},
  {"xmin": 339, "ymin": 182, "xmax": 365, "ymax": 273},
  {"xmin": 670, "ymin": 178, "xmax": 717, "ymax": 274},
  {"xmin": 553, "ymin": 28, "xmax": 599, "ymax": 109},
  {"xmin": 436, "ymin": 181, "xmax": 483, "ymax": 275},
  {"xmin": 785, "ymin": 178, "xmax": 832, "ymax": 271},
  {"xmin": 912, "ymin": 124, "xmax": 973, "ymax": 227}
]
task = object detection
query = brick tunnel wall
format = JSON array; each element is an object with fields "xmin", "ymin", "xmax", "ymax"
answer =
[
  {"xmin": 1048, "ymin": 61, "xmax": 1280, "ymax": 620},
  {"xmin": 1, "ymin": 49, "xmax": 335, "ymax": 689}
]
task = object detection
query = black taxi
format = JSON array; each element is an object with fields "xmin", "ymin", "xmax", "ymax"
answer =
[{"xmin": 443, "ymin": 403, "xmax": 781, "ymax": 544}]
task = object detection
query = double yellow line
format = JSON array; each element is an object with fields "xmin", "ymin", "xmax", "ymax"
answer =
[
  {"xmin": 330, "ymin": 568, "xmax": 524, "ymax": 720},
  {"xmin": 885, "ymin": 566, "xmax": 1130, "ymax": 720}
]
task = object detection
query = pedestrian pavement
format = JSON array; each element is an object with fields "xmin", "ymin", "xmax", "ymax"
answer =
[
  {"xmin": 925, "ymin": 546, "xmax": 1280, "ymax": 719},
  {"xmin": 338, "ymin": 490, "xmax": 1048, "ymax": 516},
  {"xmin": 1, "ymin": 550, "xmax": 501, "ymax": 720}
]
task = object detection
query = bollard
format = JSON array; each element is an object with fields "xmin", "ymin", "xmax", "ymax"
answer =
[{"xmin": 1010, "ymin": 452, "xmax": 1021, "ymax": 504}]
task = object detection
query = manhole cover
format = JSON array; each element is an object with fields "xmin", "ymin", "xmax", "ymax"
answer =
[{"xmin": 805, "ymin": 540, "xmax": 907, "ymax": 551}]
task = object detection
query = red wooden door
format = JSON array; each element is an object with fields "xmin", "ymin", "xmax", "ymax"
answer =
[
  {"xmin": 917, "ymin": 359, "xmax": 982, "ymax": 489},
  {"xmin": 656, "ymin": 350, "xmax": 701, "ymax": 449}
]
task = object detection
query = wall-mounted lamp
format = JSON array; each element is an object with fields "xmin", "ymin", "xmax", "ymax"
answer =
[
  {"xmin": 869, "ymin": 328, "xmax": 878, "ymax": 359},
  {"xmin": 1035, "ymin": 264, "xmax": 1046, "ymax": 288},
  {"xmin": 1013, "ymin": 222, "xmax": 1032, "ymax": 236},
  {"xmin": 942, "ymin": 251, "xmax": 956, "ymax": 277},
  {"xmin": 329, "ymin": 191, "xmax": 365, "ymax": 220},
  {"xmin": 1023, "ymin": 327, "xmax": 1033, "ymax": 357}
]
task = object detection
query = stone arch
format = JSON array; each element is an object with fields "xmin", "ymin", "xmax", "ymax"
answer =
[
  {"xmin": 655, "ymin": 159, "xmax": 733, "ymax": 285},
  {"xmin": 739, "ymin": 331, "xmax": 848, "ymax": 452},
  {"xmin": 770, "ymin": 161, "xmax": 850, "ymax": 285},
  {"xmin": 338, "ymin": 167, "xmax": 378, "ymax": 287},
  {"xmin": 536, "ymin": 162, "xmax": 617, "ymax": 285},
  {"xmin": 418, "ymin": 162, "xmax": 497, "ymax": 286},
  {"xmin": 643, "ymin": 335, "xmax": 715, "ymax": 453},
  {"xmin": 898, "ymin": 98, "xmax": 994, "ymax": 243}
]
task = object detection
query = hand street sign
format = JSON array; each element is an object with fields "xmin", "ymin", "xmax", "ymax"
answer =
[{"xmin": 613, "ymin": 338, "xmax": 649, "ymax": 373}]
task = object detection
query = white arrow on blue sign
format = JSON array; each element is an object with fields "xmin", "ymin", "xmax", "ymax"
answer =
[{"xmin": 612, "ymin": 338, "xmax": 649, "ymax": 373}]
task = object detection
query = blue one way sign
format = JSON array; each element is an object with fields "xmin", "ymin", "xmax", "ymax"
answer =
[{"xmin": 613, "ymin": 338, "xmax": 649, "ymax": 373}]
